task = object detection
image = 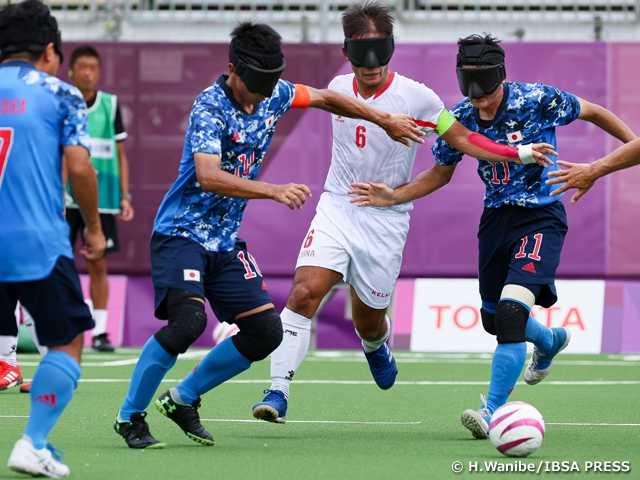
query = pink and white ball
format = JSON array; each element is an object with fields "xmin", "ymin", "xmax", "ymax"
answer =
[
  {"xmin": 489, "ymin": 402, "xmax": 545, "ymax": 457},
  {"xmin": 212, "ymin": 322, "xmax": 239, "ymax": 345}
]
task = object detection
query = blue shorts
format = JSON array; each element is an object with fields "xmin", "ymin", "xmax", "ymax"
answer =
[
  {"xmin": 0, "ymin": 256, "xmax": 94, "ymax": 346},
  {"xmin": 150, "ymin": 233, "xmax": 273, "ymax": 323},
  {"xmin": 478, "ymin": 202, "xmax": 567, "ymax": 308}
]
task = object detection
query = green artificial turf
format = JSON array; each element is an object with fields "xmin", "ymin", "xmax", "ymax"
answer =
[{"xmin": 1, "ymin": 350, "xmax": 639, "ymax": 479}]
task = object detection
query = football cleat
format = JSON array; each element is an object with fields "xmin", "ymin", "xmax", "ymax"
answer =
[
  {"xmin": 19, "ymin": 382, "xmax": 31, "ymax": 394},
  {"xmin": 0, "ymin": 361, "xmax": 23, "ymax": 391},
  {"xmin": 252, "ymin": 389, "xmax": 288, "ymax": 424},
  {"xmin": 155, "ymin": 390, "xmax": 214, "ymax": 445},
  {"xmin": 461, "ymin": 394, "xmax": 491, "ymax": 440},
  {"xmin": 524, "ymin": 327, "xmax": 571, "ymax": 385},
  {"xmin": 8, "ymin": 437, "xmax": 70, "ymax": 478},
  {"xmin": 92, "ymin": 333, "xmax": 115, "ymax": 352},
  {"xmin": 114, "ymin": 411, "xmax": 166, "ymax": 449},
  {"xmin": 363, "ymin": 343, "xmax": 398, "ymax": 390}
]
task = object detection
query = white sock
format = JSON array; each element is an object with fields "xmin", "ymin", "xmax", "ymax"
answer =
[
  {"xmin": 22, "ymin": 307, "xmax": 48, "ymax": 357},
  {"xmin": 358, "ymin": 316, "xmax": 391, "ymax": 353},
  {"xmin": 269, "ymin": 308, "xmax": 312, "ymax": 400},
  {"xmin": 92, "ymin": 309, "xmax": 108, "ymax": 336},
  {"xmin": 0, "ymin": 336, "xmax": 18, "ymax": 367}
]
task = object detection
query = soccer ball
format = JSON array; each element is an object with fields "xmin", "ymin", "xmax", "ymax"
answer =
[
  {"xmin": 489, "ymin": 401, "xmax": 545, "ymax": 457},
  {"xmin": 212, "ymin": 321, "xmax": 239, "ymax": 345}
]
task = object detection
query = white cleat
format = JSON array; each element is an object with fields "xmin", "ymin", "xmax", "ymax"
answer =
[
  {"xmin": 460, "ymin": 394, "xmax": 491, "ymax": 440},
  {"xmin": 525, "ymin": 327, "xmax": 571, "ymax": 385},
  {"xmin": 8, "ymin": 437, "xmax": 70, "ymax": 478}
]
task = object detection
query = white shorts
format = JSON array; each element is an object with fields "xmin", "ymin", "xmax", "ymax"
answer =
[{"xmin": 296, "ymin": 192, "xmax": 410, "ymax": 309}]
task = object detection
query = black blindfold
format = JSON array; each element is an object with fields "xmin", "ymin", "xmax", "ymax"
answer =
[
  {"xmin": 344, "ymin": 36, "xmax": 394, "ymax": 68},
  {"xmin": 456, "ymin": 43, "xmax": 506, "ymax": 98},
  {"xmin": 229, "ymin": 41, "xmax": 287, "ymax": 98}
]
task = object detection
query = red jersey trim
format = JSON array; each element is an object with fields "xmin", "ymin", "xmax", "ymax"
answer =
[
  {"xmin": 413, "ymin": 119, "xmax": 437, "ymax": 128},
  {"xmin": 352, "ymin": 71, "xmax": 396, "ymax": 99}
]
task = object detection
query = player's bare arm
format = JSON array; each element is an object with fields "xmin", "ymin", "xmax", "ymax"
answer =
[
  {"xmin": 349, "ymin": 163, "xmax": 457, "ymax": 207},
  {"xmin": 194, "ymin": 152, "xmax": 311, "ymax": 210},
  {"xmin": 303, "ymin": 85, "xmax": 424, "ymax": 147},
  {"xmin": 116, "ymin": 141, "xmax": 135, "ymax": 222},
  {"xmin": 64, "ymin": 144, "xmax": 106, "ymax": 260},
  {"xmin": 577, "ymin": 98, "xmax": 636, "ymax": 144},
  {"xmin": 439, "ymin": 120, "xmax": 557, "ymax": 167},
  {"xmin": 547, "ymin": 137, "xmax": 640, "ymax": 203}
]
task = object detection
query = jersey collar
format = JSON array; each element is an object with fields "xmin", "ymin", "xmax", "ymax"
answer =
[
  {"xmin": 0, "ymin": 60, "xmax": 36, "ymax": 70},
  {"xmin": 473, "ymin": 83, "xmax": 510, "ymax": 129},
  {"xmin": 217, "ymin": 74, "xmax": 254, "ymax": 114},
  {"xmin": 352, "ymin": 71, "xmax": 395, "ymax": 100}
]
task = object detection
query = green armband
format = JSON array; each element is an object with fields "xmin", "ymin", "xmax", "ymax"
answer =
[{"xmin": 434, "ymin": 109, "xmax": 456, "ymax": 136}]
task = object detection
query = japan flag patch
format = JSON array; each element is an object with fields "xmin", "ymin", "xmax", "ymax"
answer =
[
  {"xmin": 507, "ymin": 131, "xmax": 523, "ymax": 143},
  {"xmin": 265, "ymin": 116, "xmax": 274, "ymax": 128},
  {"xmin": 183, "ymin": 269, "xmax": 201, "ymax": 282}
]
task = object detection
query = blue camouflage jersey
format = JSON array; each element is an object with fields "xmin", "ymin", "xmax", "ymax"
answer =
[
  {"xmin": 0, "ymin": 60, "xmax": 90, "ymax": 282},
  {"xmin": 153, "ymin": 75, "xmax": 297, "ymax": 251},
  {"xmin": 433, "ymin": 82, "xmax": 581, "ymax": 208}
]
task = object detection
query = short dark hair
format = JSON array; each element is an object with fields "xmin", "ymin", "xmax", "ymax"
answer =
[
  {"xmin": 0, "ymin": 0, "xmax": 52, "ymax": 62},
  {"xmin": 458, "ymin": 33, "xmax": 502, "ymax": 48},
  {"xmin": 230, "ymin": 22, "xmax": 282, "ymax": 56},
  {"xmin": 341, "ymin": 1, "xmax": 394, "ymax": 39},
  {"xmin": 70, "ymin": 44, "xmax": 101, "ymax": 68}
]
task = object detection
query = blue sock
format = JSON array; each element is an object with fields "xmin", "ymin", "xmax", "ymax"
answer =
[
  {"xmin": 486, "ymin": 342, "xmax": 526, "ymax": 413},
  {"xmin": 525, "ymin": 315, "xmax": 554, "ymax": 352},
  {"xmin": 176, "ymin": 338, "xmax": 251, "ymax": 404},
  {"xmin": 119, "ymin": 336, "xmax": 177, "ymax": 420},
  {"xmin": 25, "ymin": 351, "xmax": 81, "ymax": 450}
]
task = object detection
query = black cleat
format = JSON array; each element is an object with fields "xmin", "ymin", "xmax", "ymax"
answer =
[
  {"xmin": 114, "ymin": 411, "xmax": 166, "ymax": 449},
  {"xmin": 155, "ymin": 390, "xmax": 215, "ymax": 446},
  {"xmin": 93, "ymin": 333, "xmax": 115, "ymax": 352}
]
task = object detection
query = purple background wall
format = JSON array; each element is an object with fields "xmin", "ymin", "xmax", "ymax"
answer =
[{"xmin": 63, "ymin": 41, "xmax": 639, "ymax": 279}]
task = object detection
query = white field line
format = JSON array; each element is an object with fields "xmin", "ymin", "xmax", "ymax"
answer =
[
  {"xmin": 0, "ymin": 415, "xmax": 636, "ymax": 427},
  {"xmin": 17, "ymin": 359, "xmax": 640, "ymax": 368},
  {"xmin": 14, "ymin": 378, "xmax": 638, "ymax": 386},
  {"xmin": 201, "ymin": 419, "xmax": 421, "ymax": 425},
  {"xmin": 547, "ymin": 423, "xmax": 640, "ymax": 426}
]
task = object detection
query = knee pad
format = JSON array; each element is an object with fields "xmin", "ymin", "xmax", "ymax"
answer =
[
  {"xmin": 480, "ymin": 308, "xmax": 496, "ymax": 336},
  {"xmin": 232, "ymin": 308, "xmax": 283, "ymax": 362},
  {"xmin": 154, "ymin": 289, "xmax": 207, "ymax": 356},
  {"xmin": 495, "ymin": 300, "xmax": 528, "ymax": 344}
]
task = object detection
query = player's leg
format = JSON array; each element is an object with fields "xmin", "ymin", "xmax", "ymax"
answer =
[
  {"xmin": 511, "ymin": 203, "xmax": 571, "ymax": 385},
  {"xmin": 254, "ymin": 196, "xmax": 347, "ymax": 421},
  {"xmin": 88, "ymin": 214, "xmax": 119, "ymax": 352},
  {"xmin": 7, "ymin": 256, "xmax": 94, "ymax": 477},
  {"xmin": 346, "ymin": 207, "xmax": 408, "ymax": 390},
  {"xmin": 159, "ymin": 242, "xmax": 280, "ymax": 439},
  {"xmin": 0, "ymin": 303, "xmax": 21, "ymax": 391},
  {"xmin": 253, "ymin": 265, "xmax": 341, "ymax": 422},
  {"xmin": 350, "ymin": 291, "xmax": 396, "ymax": 389},
  {"xmin": 115, "ymin": 234, "xmax": 206, "ymax": 449},
  {"xmin": 462, "ymin": 207, "xmax": 515, "ymax": 439}
]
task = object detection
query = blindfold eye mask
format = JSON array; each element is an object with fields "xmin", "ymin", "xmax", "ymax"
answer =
[
  {"xmin": 455, "ymin": 43, "xmax": 506, "ymax": 98},
  {"xmin": 344, "ymin": 36, "xmax": 394, "ymax": 68},
  {"xmin": 229, "ymin": 41, "xmax": 287, "ymax": 98}
]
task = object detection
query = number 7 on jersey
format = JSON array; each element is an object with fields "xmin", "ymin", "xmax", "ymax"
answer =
[{"xmin": 0, "ymin": 128, "xmax": 15, "ymax": 190}]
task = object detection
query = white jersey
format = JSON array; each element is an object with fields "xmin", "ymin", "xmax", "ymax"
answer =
[{"xmin": 324, "ymin": 72, "xmax": 445, "ymax": 214}]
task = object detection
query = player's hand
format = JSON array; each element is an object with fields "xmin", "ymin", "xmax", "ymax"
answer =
[
  {"xmin": 348, "ymin": 182, "xmax": 395, "ymax": 207},
  {"xmin": 530, "ymin": 143, "xmax": 558, "ymax": 167},
  {"xmin": 272, "ymin": 183, "xmax": 312, "ymax": 209},
  {"xmin": 546, "ymin": 160, "xmax": 595, "ymax": 203},
  {"xmin": 381, "ymin": 114, "xmax": 425, "ymax": 147},
  {"xmin": 81, "ymin": 226, "xmax": 106, "ymax": 261},
  {"xmin": 119, "ymin": 198, "xmax": 135, "ymax": 222}
]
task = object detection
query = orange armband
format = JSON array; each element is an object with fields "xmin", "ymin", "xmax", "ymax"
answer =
[{"xmin": 291, "ymin": 84, "xmax": 311, "ymax": 109}]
